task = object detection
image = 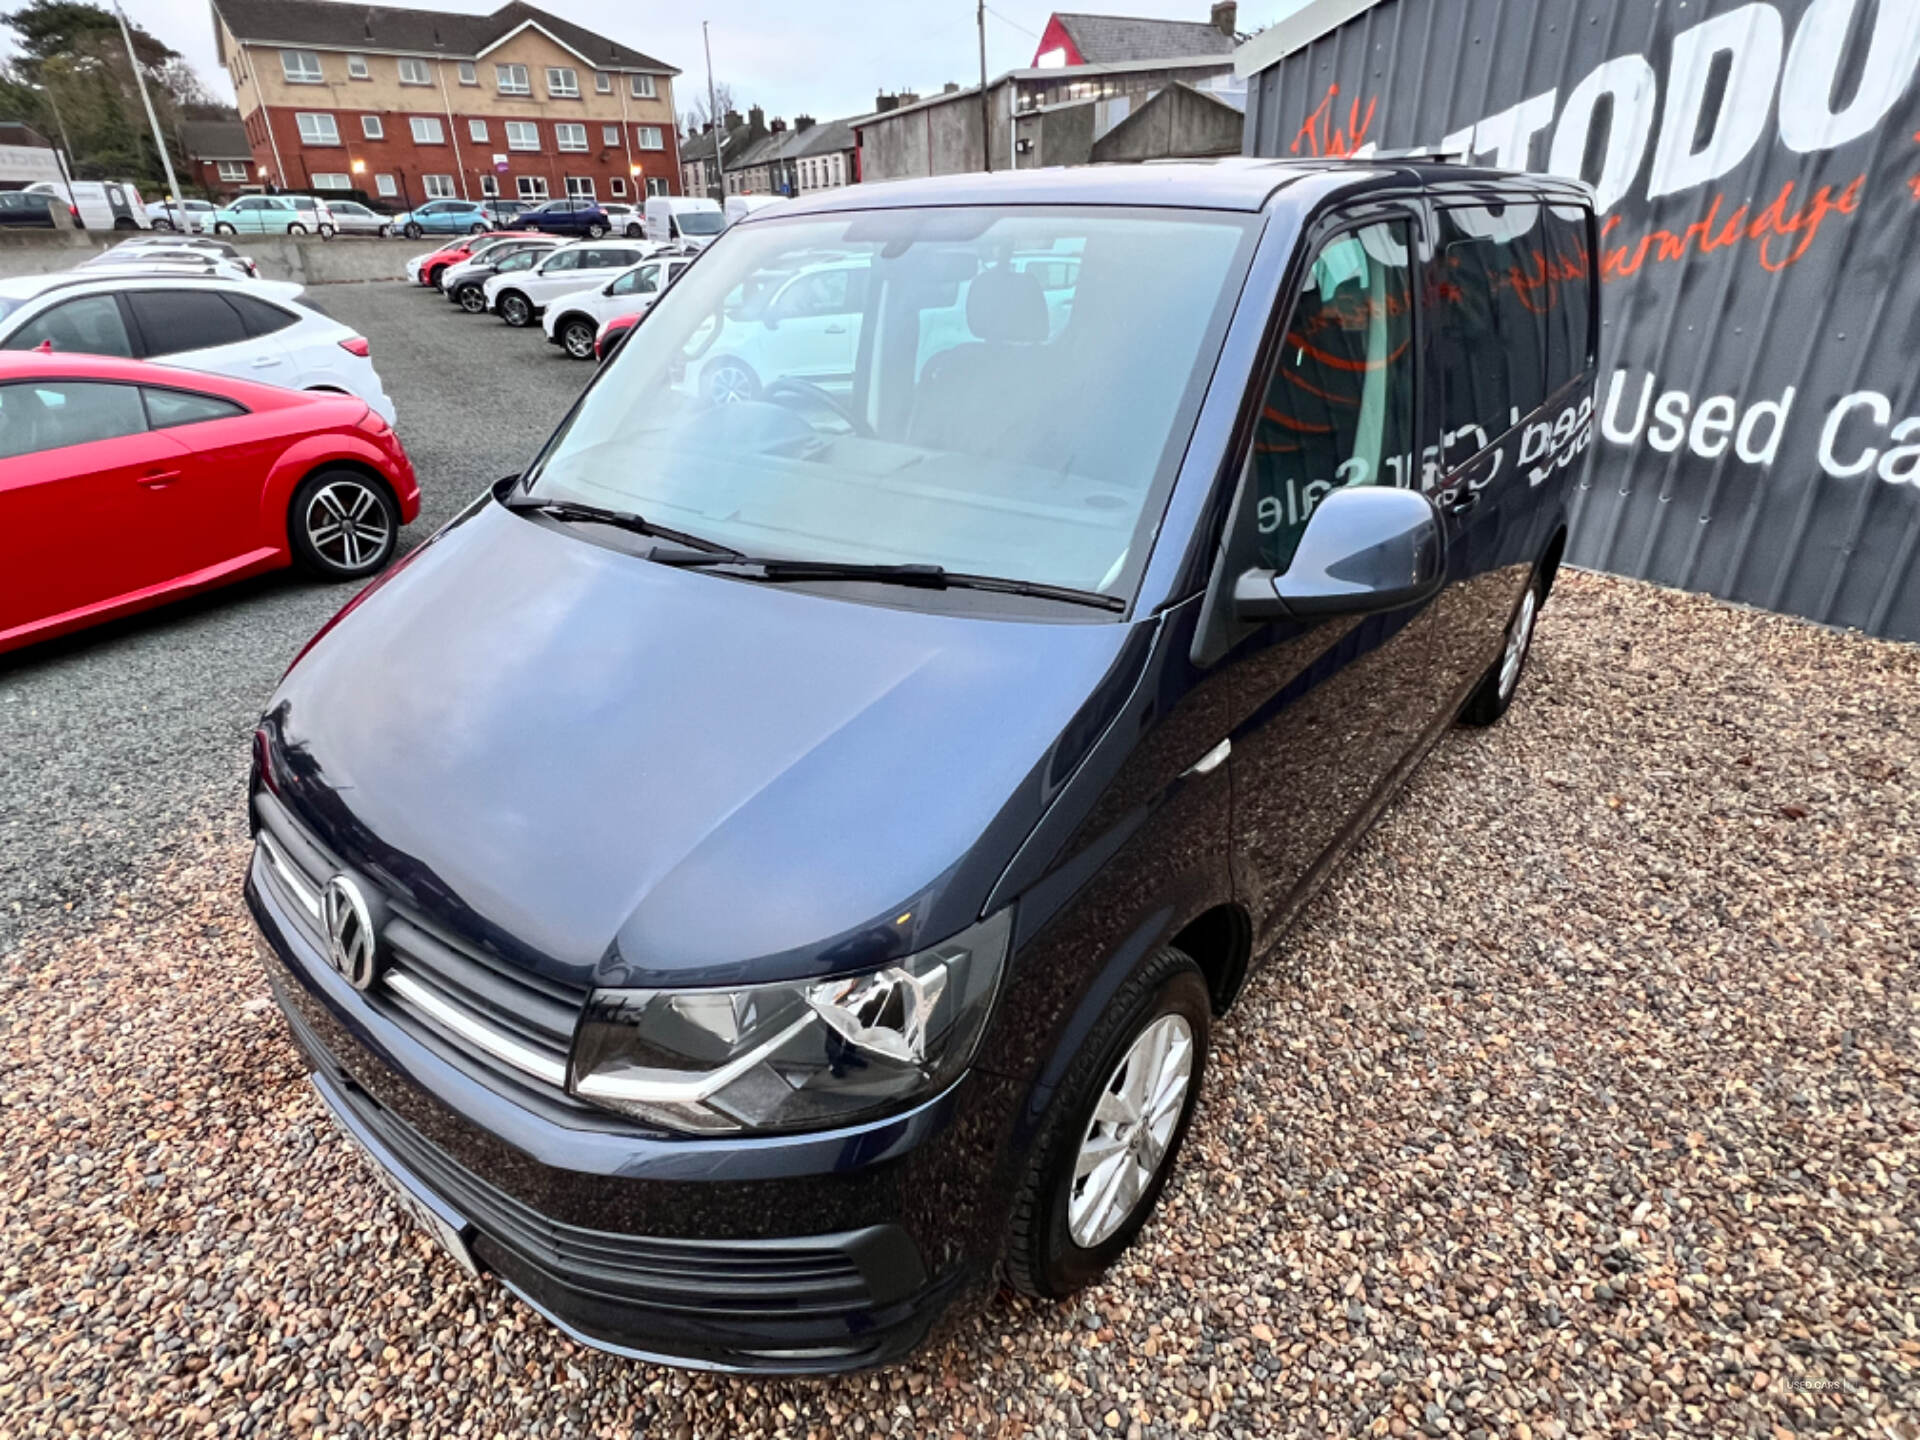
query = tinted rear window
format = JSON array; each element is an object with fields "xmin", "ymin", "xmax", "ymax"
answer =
[
  {"xmin": 1430, "ymin": 202, "xmax": 1592, "ymax": 451},
  {"xmin": 225, "ymin": 293, "xmax": 298, "ymax": 338},
  {"xmin": 127, "ymin": 291, "xmax": 249, "ymax": 357}
]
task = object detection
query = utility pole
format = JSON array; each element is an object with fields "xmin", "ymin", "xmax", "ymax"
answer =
[
  {"xmin": 977, "ymin": 0, "xmax": 991, "ymax": 172},
  {"xmin": 33, "ymin": 81, "xmax": 82, "ymax": 219},
  {"xmin": 112, "ymin": 0, "xmax": 183, "ymax": 211},
  {"xmin": 703, "ymin": 21, "xmax": 725, "ymax": 198}
]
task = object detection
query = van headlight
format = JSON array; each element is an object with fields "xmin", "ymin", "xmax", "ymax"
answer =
[{"xmin": 566, "ymin": 908, "xmax": 1012, "ymax": 1134}]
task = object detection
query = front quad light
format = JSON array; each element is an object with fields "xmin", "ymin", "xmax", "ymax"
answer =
[{"xmin": 567, "ymin": 908, "xmax": 1012, "ymax": 1134}]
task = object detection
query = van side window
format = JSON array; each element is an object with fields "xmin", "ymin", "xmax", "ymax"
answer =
[
  {"xmin": 1543, "ymin": 203, "xmax": 1594, "ymax": 395},
  {"xmin": 1252, "ymin": 220, "xmax": 1415, "ymax": 573},
  {"xmin": 1431, "ymin": 204, "xmax": 1572, "ymax": 457}
]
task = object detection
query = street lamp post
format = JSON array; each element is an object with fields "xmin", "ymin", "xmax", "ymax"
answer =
[
  {"xmin": 111, "ymin": 0, "xmax": 184, "ymax": 213},
  {"xmin": 31, "ymin": 82, "xmax": 82, "ymax": 220}
]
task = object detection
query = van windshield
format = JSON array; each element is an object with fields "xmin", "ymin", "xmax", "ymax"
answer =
[
  {"xmin": 523, "ymin": 205, "xmax": 1259, "ymax": 600},
  {"xmin": 675, "ymin": 209, "xmax": 724, "ymax": 236}
]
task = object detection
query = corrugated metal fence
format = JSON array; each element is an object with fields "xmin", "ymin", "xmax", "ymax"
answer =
[{"xmin": 1242, "ymin": 0, "xmax": 1920, "ymax": 640}]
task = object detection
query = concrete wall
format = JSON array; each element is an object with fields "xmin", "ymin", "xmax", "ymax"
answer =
[
  {"xmin": 858, "ymin": 84, "xmax": 1014, "ymax": 182},
  {"xmin": 0, "ymin": 232, "xmax": 413, "ymax": 285}
]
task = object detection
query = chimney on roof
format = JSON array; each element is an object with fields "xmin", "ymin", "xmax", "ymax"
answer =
[
  {"xmin": 724, "ymin": 109, "xmax": 742, "ymax": 129},
  {"xmin": 1211, "ymin": 1, "xmax": 1237, "ymax": 36},
  {"xmin": 748, "ymin": 105, "xmax": 766, "ymax": 134},
  {"xmin": 795, "ymin": 114, "xmax": 815, "ymax": 131},
  {"xmin": 771, "ymin": 117, "xmax": 787, "ymax": 133},
  {"xmin": 943, "ymin": 81, "xmax": 959, "ymax": 94},
  {"xmin": 875, "ymin": 92, "xmax": 898, "ymax": 113}
]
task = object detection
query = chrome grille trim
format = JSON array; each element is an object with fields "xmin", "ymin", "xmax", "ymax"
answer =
[
  {"xmin": 386, "ymin": 969, "xmax": 571, "ymax": 1086},
  {"xmin": 258, "ymin": 830, "xmax": 320, "ymax": 921}
]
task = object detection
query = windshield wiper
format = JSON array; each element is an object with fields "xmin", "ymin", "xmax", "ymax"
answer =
[
  {"xmin": 656, "ymin": 555, "xmax": 1126, "ymax": 612},
  {"xmin": 502, "ymin": 495, "xmax": 742, "ymax": 559}
]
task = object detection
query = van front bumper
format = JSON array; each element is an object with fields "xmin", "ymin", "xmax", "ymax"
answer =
[{"xmin": 249, "ymin": 873, "xmax": 1020, "ymax": 1373}]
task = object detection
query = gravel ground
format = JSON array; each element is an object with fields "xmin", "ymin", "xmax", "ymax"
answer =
[
  {"xmin": 2, "ymin": 572, "xmax": 1914, "ymax": 1439},
  {"xmin": 0, "ymin": 280, "xmax": 589, "ymax": 955}
]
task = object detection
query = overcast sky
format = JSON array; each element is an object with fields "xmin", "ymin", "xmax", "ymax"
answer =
[{"xmin": 5, "ymin": 0, "xmax": 1294, "ymax": 125}]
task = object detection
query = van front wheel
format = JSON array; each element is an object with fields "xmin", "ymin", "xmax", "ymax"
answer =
[{"xmin": 1004, "ymin": 945, "xmax": 1210, "ymax": 1299}]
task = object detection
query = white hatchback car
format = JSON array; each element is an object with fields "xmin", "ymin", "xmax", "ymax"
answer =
[
  {"xmin": 482, "ymin": 240, "xmax": 653, "ymax": 328},
  {"xmin": 0, "ymin": 273, "xmax": 396, "ymax": 423},
  {"xmin": 542, "ymin": 253, "xmax": 693, "ymax": 359}
]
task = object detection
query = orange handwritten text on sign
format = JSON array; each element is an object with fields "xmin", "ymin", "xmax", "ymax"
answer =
[
  {"xmin": 1291, "ymin": 84, "xmax": 1378, "ymax": 159},
  {"xmin": 1599, "ymin": 175, "xmax": 1865, "ymax": 280}
]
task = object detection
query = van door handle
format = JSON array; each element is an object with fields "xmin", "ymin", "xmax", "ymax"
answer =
[
  {"xmin": 137, "ymin": 469, "xmax": 181, "ymax": 488},
  {"xmin": 1442, "ymin": 487, "xmax": 1480, "ymax": 515}
]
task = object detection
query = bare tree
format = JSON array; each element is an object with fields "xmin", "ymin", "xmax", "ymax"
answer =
[{"xmin": 679, "ymin": 81, "xmax": 737, "ymax": 135}]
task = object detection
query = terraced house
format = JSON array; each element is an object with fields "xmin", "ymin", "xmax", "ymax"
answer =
[{"xmin": 211, "ymin": 0, "xmax": 682, "ymax": 212}]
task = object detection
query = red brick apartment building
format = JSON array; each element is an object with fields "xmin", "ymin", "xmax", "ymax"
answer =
[{"xmin": 212, "ymin": 0, "xmax": 682, "ymax": 210}]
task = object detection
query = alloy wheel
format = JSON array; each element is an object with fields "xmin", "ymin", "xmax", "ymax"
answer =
[
  {"xmin": 501, "ymin": 295, "xmax": 531, "ymax": 327},
  {"xmin": 705, "ymin": 361, "xmax": 756, "ymax": 404},
  {"xmin": 1066, "ymin": 1013, "xmax": 1194, "ymax": 1249},
  {"xmin": 319, "ymin": 223, "xmax": 336, "ymax": 239},
  {"xmin": 304, "ymin": 478, "xmax": 392, "ymax": 572},
  {"xmin": 458, "ymin": 286, "xmax": 486, "ymax": 313},
  {"xmin": 405, "ymin": 223, "xmax": 422, "ymax": 239},
  {"xmin": 1498, "ymin": 587, "xmax": 1538, "ymax": 700},
  {"xmin": 561, "ymin": 320, "xmax": 596, "ymax": 359}
]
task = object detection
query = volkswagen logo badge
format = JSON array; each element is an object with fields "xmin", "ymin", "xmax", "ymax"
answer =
[{"xmin": 321, "ymin": 875, "xmax": 379, "ymax": 991}]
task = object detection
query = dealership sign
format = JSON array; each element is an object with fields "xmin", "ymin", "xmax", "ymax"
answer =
[{"xmin": 1242, "ymin": 0, "xmax": 1920, "ymax": 638}]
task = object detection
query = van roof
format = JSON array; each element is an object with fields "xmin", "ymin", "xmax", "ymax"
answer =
[{"xmin": 760, "ymin": 157, "xmax": 1591, "ymax": 219}]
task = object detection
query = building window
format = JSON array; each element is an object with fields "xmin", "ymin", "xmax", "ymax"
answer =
[
  {"xmin": 458, "ymin": 61, "xmax": 477, "ymax": 85},
  {"xmin": 398, "ymin": 58, "xmax": 432, "ymax": 85},
  {"xmin": 636, "ymin": 125, "xmax": 663, "ymax": 151},
  {"xmin": 468, "ymin": 118, "xmax": 488, "ymax": 143},
  {"xmin": 311, "ymin": 172, "xmax": 351, "ymax": 189},
  {"xmin": 375, "ymin": 173, "xmax": 397, "ymax": 197},
  {"xmin": 506, "ymin": 121, "xmax": 539, "ymax": 151},
  {"xmin": 647, "ymin": 176, "xmax": 669, "ymax": 196},
  {"xmin": 281, "ymin": 49, "xmax": 323, "ymax": 84},
  {"xmin": 361, "ymin": 114, "xmax": 383, "ymax": 139},
  {"xmin": 546, "ymin": 67, "xmax": 579, "ymax": 98},
  {"xmin": 410, "ymin": 115, "xmax": 445, "ymax": 144},
  {"xmin": 347, "ymin": 54, "xmax": 369, "ymax": 79},
  {"xmin": 566, "ymin": 176, "xmax": 595, "ymax": 198},
  {"xmin": 630, "ymin": 74, "xmax": 655, "ymax": 99},
  {"xmin": 610, "ymin": 176, "xmax": 626, "ymax": 197},
  {"xmin": 602, "ymin": 124, "xmax": 620, "ymax": 146},
  {"xmin": 516, "ymin": 175, "xmax": 549, "ymax": 200},
  {"xmin": 480, "ymin": 173, "xmax": 499, "ymax": 196},
  {"xmin": 296, "ymin": 112, "xmax": 340, "ymax": 146},
  {"xmin": 422, "ymin": 175, "xmax": 456, "ymax": 198},
  {"xmin": 496, "ymin": 63, "xmax": 530, "ymax": 95},
  {"xmin": 595, "ymin": 71, "xmax": 611, "ymax": 93},
  {"xmin": 556, "ymin": 123, "xmax": 587, "ymax": 152},
  {"xmin": 216, "ymin": 160, "xmax": 249, "ymax": 182}
]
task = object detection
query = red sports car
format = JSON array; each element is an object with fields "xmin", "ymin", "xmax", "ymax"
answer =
[
  {"xmin": 0, "ymin": 351, "xmax": 420, "ymax": 656},
  {"xmin": 596, "ymin": 310, "xmax": 640, "ymax": 362},
  {"xmin": 413, "ymin": 232, "xmax": 523, "ymax": 288}
]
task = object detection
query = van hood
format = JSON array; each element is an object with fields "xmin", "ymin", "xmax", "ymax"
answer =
[{"xmin": 263, "ymin": 501, "xmax": 1139, "ymax": 991}]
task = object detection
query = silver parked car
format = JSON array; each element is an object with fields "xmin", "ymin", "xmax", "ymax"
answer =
[{"xmin": 321, "ymin": 199, "xmax": 395, "ymax": 237}]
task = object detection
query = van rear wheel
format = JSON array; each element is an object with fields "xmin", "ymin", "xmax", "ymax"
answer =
[{"xmin": 1004, "ymin": 945, "xmax": 1210, "ymax": 1299}]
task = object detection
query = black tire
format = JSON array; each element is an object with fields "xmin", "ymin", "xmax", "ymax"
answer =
[
  {"xmin": 288, "ymin": 470, "xmax": 401, "ymax": 582},
  {"xmin": 426, "ymin": 264, "xmax": 446, "ymax": 290},
  {"xmin": 405, "ymin": 222, "xmax": 423, "ymax": 240},
  {"xmin": 287, "ymin": 223, "xmax": 308, "ymax": 236},
  {"xmin": 318, "ymin": 223, "xmax": 336, "ymax": 239},
  {"xmin": 214, "ymin": 223, "xmax": 236, "ymax": 235},
  {"xmin": 1460, "ymin": 573, "xmax": 1543, "ymax": 728},
  {"xmin": 469, "ymin": 221, "xmax": 487, "ymax": 234},
  {"xmin": 1005, "ymin": 946, "xmax": 1210, "ymax": 1299},
  {"xmin": 498, "ymin": 291, "xmax": 534, "ymax": 328},
  {"xmin": 152, "ymin": 217, "xmax": 175, "ymax": 231},
  {"xmin": 587, "ymin": 222, "xmax": 608, "ymax": 238},
  {"xmin": 378, "ymin": 224, "xmax": 392, "ymax": 238},
  {"xmin": 558, "ymin": 315, "xmax": 597, "ymax": 360},
  {"xmin": 114, "ymin": 217, "xmax": 137, "ymax": 231},
  {"xmin": 625, "ymin": 222, "xmax": 643, "ymax": 238},
  {"xmin": 456, "ymin": 283, "xmax": 487, "ymax": 314}
]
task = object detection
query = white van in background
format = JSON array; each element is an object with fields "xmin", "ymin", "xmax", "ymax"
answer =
[
  {"xmin": 25, "ymin": 179, "xmax": 150, "ymax": 231},
  {"xmin": 724, "ymin": 194, "xmax": 787, "ymax": 228},
  {"xmin": 644, "ymin": 195, "xmax": 724, "ymax": 249}
]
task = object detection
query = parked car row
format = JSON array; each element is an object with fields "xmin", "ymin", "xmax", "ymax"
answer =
[{"xmin": 1, "ymin": 240, "xmax": 416, "ymax": 656}]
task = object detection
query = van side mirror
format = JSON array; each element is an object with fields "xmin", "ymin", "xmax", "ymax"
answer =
[{"xmin": 1232, "ymin": 486, "xmax": 1444, "ymax": 622}]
